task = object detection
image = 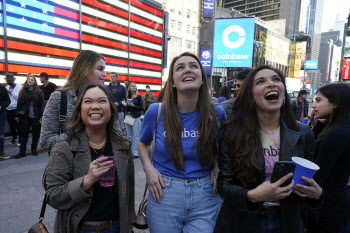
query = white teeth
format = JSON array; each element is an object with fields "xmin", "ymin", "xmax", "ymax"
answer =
[
  {"xmin": 266, "ymin": 91, "xmax": 278, "ymax": 97},
  {"xmin": 90, "ymin": 114, "xmax": 102, "ymax": 117},
  {"xmin": 183, "ymin": 77, "xmax": 194, "ymax": 82}
]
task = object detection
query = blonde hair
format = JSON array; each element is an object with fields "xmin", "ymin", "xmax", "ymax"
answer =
[
  {"xmin": 127, "ymin": 82, "xmax": 138, "ymax": 98},
  {"xmin": 62, "ymin": 50, "xmax": 104, "ymax": 92}
]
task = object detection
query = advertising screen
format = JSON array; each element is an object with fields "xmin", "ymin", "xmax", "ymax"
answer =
[
  {"xmin": 341, "ymin": 58, "xmax": 350, "ymax": 80},
  {"xmin": 203, "ymin": 0, "xmax": 214, "ymax": 19},
  {"xmin": 213, "ymin": 18, "xmax": 255, "ymax": 68},
  {"xmin": 200, "ymin": 44, "xmax": 212, "ymax": 76},
  {"xmin": 305, "ymin": 60, "xmax": 318, "ymax": 70}
]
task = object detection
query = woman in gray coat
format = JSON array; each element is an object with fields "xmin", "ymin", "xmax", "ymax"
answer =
[{"xmin": 44, "ymin": 84, "xmax": 135, "ymax": 233}]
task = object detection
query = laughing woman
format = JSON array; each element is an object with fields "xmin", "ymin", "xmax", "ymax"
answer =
[
  {"xmin": 214, "ymin": 66, "xmax": 322, "ymax": 233},
  {"xmin": 44, "ymin": 84, "xmax": 135, "ymax": 233},
  {"xmin": 138, "ymin": 52, "xmax": 226, "ymax": 233}
]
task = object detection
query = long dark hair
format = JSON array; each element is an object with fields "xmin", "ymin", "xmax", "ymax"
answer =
[
  {"xmin": 18, "ymin": 74, "xmax": 41, "ymax": 105},
  {"xmin": 222, "ymin": 65, "xmax": 298, "ymax": 187},
  {"xmin": 219, "ymin": 85, "xmax": 231, "ymax": 100},
  {"xmin": 65, "ymin": 84, "xmax": 125, "ymax": 143},
  {"xmin": 163, "ymin": 52, "xmax": 220, "ymax": 170},
  {"xmin": 317, "ymin": 83, "xmax": 350, "ymax": 137}
]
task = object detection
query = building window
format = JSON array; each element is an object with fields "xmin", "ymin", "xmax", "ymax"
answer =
[
  {"xmin": 171, "ymin": 36, "xmax": 182, "ymax": 48},
  {"xmin": 178, "ymin": 21, "xmax": 182, "ymax": 31},
  {"xmin": 186, "ymin": 40, "xmax": 195, "ymax": 52},
  {"xmin": 192, "ymin": 27, "xmax": 196, "ymax": 35},
  {"xmin": 171, "ymin": 19, "xmax": 175, "ymax": 29},
  {"xmin": 187, "ymin": 10, "xmax": 191, "ymax": 19},
  {"xmin": 178, "ymin": 9, "xmax": 182, "ymax": 16},
  {"xmin": 170, "ymin": 8, "xmax": 174, "ymax": 13},
  {"xmin": 186, "ymin": 24, "xmax": 190, "ymax": 34},
  {"xmin": 193, "ymin": 11, "xmax": 197, "ymax": 20}
]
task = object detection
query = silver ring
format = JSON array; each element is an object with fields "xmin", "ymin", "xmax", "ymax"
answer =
[{"xmin": 96, "ymin": 163, "xmax": 101, "ymax": 168}]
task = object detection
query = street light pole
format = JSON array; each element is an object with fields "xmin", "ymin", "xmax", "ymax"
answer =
[{"xmin": 303, "ymin": 61, "xmax": 306, "ymax": 89}]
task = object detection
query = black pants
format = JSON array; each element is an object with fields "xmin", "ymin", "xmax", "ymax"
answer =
[
  {"xmin": 6, "ymin": 109, "xmax": 18, "ymax": 140},
  {"xmin": 18, "ymin": 117, "xmax": 41, "ymax": 153}
]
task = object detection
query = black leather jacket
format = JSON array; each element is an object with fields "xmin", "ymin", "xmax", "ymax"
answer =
[
  {"xmin": 126, "ymin": 94, "xmax": 143, "ymax": 118},
  {"xmin": 215, "ymin": 121, "xmax": 318, "ymax": 233}
]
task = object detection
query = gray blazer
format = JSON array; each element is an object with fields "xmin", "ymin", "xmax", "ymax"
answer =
[
  {"xmin": 40, "ymin": 89, "xmax": 77, "ymax": 151},
  {"xmin": 44, "ymin": 131, "xmax": 136, "ymax": 233}
]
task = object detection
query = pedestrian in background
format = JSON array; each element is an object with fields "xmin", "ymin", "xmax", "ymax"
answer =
[
  {"xmin": 107, "ymin": 72, "xmax": 127, "ymax": 131},
  {"xmin": 215, "ymin": 66, "xmax": 322, "ymax": 233},
  {"xmin": 5, "ymin": 73, "xmax": 22, "ymax": 146},
  {"xmin": 306, "ymin": 83, "xmax": 350, "ymax": 233},
  {"xmin": 0, "ymin": 84, "xmax": 11, "ymax": 159},
  {"xmin": 142, "ymin": 85, "xmax": 155, "ymax": 113},
  {"xmin": 14, "ymin": 74, "xmax": 45, "ymax": 158},
  {"xmin": 217, "ymin": 85, "xmax": 231, "ymax": 104},
  {"xmin": 291, "ymin": 89, "xmax": 309, "ymax": 122},
  {"xmin": 138, "ymin": 52, "xmax": 226, "ymax": 233},
  {"xmin": 125, "ymin": 82, "xmax": 143, "ymax": 158},
  {"xmin": 44, "ymin": 84, "xmax": 135, "ymax": 233},
  {"xmin": 39, "ymin": 72, "xmax": 57, "ymax": 104},
  {"xmin": 40, "ymin": 50, "xmax": 106, "ymax": 152}
]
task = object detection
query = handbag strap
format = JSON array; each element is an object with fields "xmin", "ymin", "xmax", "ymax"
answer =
[
  {"xmin": 142, "ymin": 103, "xmax": 162, "ymax": 199},
  {"xmin": 39, "ymin": 194, "xmax": 47, "ymax": 222}
]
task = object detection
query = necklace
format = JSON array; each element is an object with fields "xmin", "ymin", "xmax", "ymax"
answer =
[
  {"xmin": 91, "ymin": 143, "xmax": 106, "ymax": 157},
  {"xmin": 89, "ymin": 139, "xmax": 106, "ymax": 147}
]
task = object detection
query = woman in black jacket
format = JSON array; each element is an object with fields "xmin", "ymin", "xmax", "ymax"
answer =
[
  {"xmin": 15, "ymin": 74, "xmax": 45, "ymax": 158},
  {"xmin": 0, "ymin": 84, "xmax": 11, "ymax": 159},
  {"xmin": 214, "ymin": 66, "xmax": 322, "ymax": 233},
  {"xmin": 124, "ymin": 82, "xmax": 143, "ymax": 158},
  {"xmin": 306, "ymin": 83, "xmax": 350, "ymax": 233}
]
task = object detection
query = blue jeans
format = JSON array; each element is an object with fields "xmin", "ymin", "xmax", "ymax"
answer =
[
  {"xmin": 125, "ymin": 117, "xmax": 141, "ymax": 157},
  {"xmin": 79, "ymin": 220, "xmax": 120, "ymax": 233},
  {"xmin": 0, "ymin": 111, "xmax": 6, "ymax": 153},
  {"xmin": 117, "ymin": 111, "xmax": 124, "ymax": 130},
  {"xmin": 258, "ymin": 214, "xmax": 281, "ymax": 233},
  {"xmin": 147, "ymin": 174, "xmax": 220, "ymax": 233}
]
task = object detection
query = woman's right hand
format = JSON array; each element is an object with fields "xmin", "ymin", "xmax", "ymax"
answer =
[
  {"xmin": 82, "ymin": 157, "xmax": 114, "ymax": 191},
  {"xmin": 144, "ymin": 165, "xmax": 165, "ymax": 203},
  {"xmin": 247, "ymin": 173, "xmax": 294, "ymax": 203}
]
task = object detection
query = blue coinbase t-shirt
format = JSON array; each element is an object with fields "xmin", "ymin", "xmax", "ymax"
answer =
[{"xmin": 139, "ymin": 103, "xmax": 226, "ymax": 178}]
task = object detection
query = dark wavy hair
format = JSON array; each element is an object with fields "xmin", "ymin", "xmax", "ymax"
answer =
[
  {"xmin": 64, "ymin": 84, "xmax": 125, "ymax": 143},
  {"xmin": 221, "ymin": 65, "xmax": 298, "ymax": 187},
  {"xmin": 219, "ymin": 85, "xmax": 231, "ymax": 100},
  {"xmin": 317, "ymin": 83, "xmax": 350, "ymax": 137},
  {"xmin": 18, "ymin": 74, "xmax": 41, "ymax": 105},
  {"xmin": 163, "ymin": 52, "xmax": 220, "ymax": 170}
]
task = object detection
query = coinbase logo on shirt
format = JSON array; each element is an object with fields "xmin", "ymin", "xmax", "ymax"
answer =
[{"xmin": 213, "ymin": 18, "xmax": 255, "ymax": 68}]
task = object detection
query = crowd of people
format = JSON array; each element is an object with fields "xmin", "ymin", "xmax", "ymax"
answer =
[{"xmin": 0, "ymin": 50, "xmax": 349, "ymax": 233}]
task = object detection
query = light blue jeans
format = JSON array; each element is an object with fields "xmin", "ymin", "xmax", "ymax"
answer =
[
  {"xmin": 117, "ymin": 111, "xmax": 124, "ymax": 130},
  {"xmin": 125, "ymin": 116, "xmax": 141, "ymax": 157},
  {"xmin": 147, "ymin": 174, "xmax": 220, "ymax": 233}
]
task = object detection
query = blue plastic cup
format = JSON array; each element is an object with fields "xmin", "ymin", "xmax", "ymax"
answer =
[
  {"xmin": 302, "ymin": 119, "xmax": 308, "ymax": 124},
  {"xmin": 291, "ymin": 157, "xmax": 319, "ymax": 193}
]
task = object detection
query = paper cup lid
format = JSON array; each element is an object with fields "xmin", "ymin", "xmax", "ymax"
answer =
[{"xmin": 292, "ymin": 157, "xmax": 320, "ymax": 170}]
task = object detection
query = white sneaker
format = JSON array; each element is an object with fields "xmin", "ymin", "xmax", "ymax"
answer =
[{"xmin": 0, "ymin": 153, "xmax": 10, "ymax": 159}]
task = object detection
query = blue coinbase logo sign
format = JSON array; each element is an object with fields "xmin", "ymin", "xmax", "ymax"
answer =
[{"xmin": 213, "ymin": 18, "xmax": 255, "ymax": 68}]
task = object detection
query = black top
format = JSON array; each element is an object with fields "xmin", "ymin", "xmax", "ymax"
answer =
[
  {"xmin": 41, "ymin": 82, "xmax": 57, "ymax": 101},
  {"xmin": 126, "ymin": 94, "xmax": 143, "ymax": 118},
  {"xmin": 0, "ymin": 85, "xmax": 10, "ymax": 113},
  {"xmin": 81, "ymin": 138, "xmax": 119, "ymax": 221}
]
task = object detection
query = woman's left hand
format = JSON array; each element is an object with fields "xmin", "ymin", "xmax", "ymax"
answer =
[
  {"xmin": 128, "ymin": 102, "xmax": 134, "ymax": 107},
  {"xmin": 294, "ymin": 176, "xmax": 323, "ymax": 199},
  {"xmin": 210, "ymin": 164, "xmax": 219, "ymax": 196}
]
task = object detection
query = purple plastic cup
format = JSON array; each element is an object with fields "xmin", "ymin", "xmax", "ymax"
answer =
[
  {"xmin": 99, "ymin": 156, "xmax": 117, "ymax": 187},
  {"xmin": 302, "ymin": 119, "xmax": 308, "ymax": 124},
  {"xmin": 292, "ymin": 157, "xmax": 319, "ymax": 193}
]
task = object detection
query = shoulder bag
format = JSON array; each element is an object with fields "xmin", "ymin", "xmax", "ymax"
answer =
[
  {"xmin": 28, "ymin": 195, "xmax": 48, "ymax": 233},
  {"xmin": 134, "ymin": 103, "xmax": 162, "ymax": 230}
]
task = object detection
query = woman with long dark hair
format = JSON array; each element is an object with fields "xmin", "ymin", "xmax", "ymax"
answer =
[
  {"xmin": 214, "ymin": 65, "xmax": 322, "ymax": 233},
  {"xmin": 14, "ymin": 74, "xmax": 45, "ymax": 158},
  {"xmin": 138, "ymin": 52, "xmax": 226, "ymax": 233},
  {"xmin": 44, "ymin": 84, "xmax": 135, "ymax": 233},
  {"xmin": 217, "ymin": 85, "xmax": 231, "ymax": 103},
  {"xmin": 305, "ymin": 83, "xmax": 350, "ymax": 233}
]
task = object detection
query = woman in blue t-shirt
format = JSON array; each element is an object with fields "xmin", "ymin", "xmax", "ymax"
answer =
[{"xmin": 138, "ymin": 52, "xmax": 226, "ymax": 233}]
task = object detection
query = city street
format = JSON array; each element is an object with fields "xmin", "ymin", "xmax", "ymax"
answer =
[{"xmin": 0, "ymin": 136, "xmax": 149, "ymax": 233}]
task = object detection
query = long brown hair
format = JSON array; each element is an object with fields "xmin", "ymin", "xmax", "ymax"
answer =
[
  {"xmin": 18, "ymin": 74, "xmax": 41, "ymax": 105},
  {"xmin": 163, "ymin": 52, "xmax": 220, "ymax": 170},
  {"xmin": 222, "ymin": 65, "xmax": 298, "ymax": 187},
  {"xmin": 64, "ymin": 84, "xmax": 125, "ymax": 143},
  {"xmin": 62, "ymin": 50, "xmax": 104, "ymax": 92}
]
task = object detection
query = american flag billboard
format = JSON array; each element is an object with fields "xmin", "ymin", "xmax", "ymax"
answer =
[{"xmin": 0, "ymin": 0, "xmax": 163, "ymax": 96}]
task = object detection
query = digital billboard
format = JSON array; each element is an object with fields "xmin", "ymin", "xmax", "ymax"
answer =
[
  {"xmin": 305, "ymin": 60, "xmax": 318, "ymax": 70},
  {"xmin": 203, "ymin": 0, "xmax": 214, "ymax": 19},
  {"xmin": 200, "ymin": 43, "xmax": 212, "ymax": 76},
  {"xmin": 213, "ymin": 18, "xmax": 255, "ymax": 68},
  {"xmin": 341, "ymin": 58, "xmax": 350, "ymax": 80}
]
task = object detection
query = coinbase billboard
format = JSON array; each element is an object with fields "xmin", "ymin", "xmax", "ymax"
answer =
[
  {"xmin": 305, "ymin": 60, "xmax": 318, "ymax": 70},
  {"xmin": 213, "ymin": 18, "xmax": 255, "ymax": 68}
]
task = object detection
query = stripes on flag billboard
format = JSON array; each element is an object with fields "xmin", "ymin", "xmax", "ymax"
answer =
[{"xmin": 1, "ymin": 0, "xmax": 163, "ymax": 96}]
